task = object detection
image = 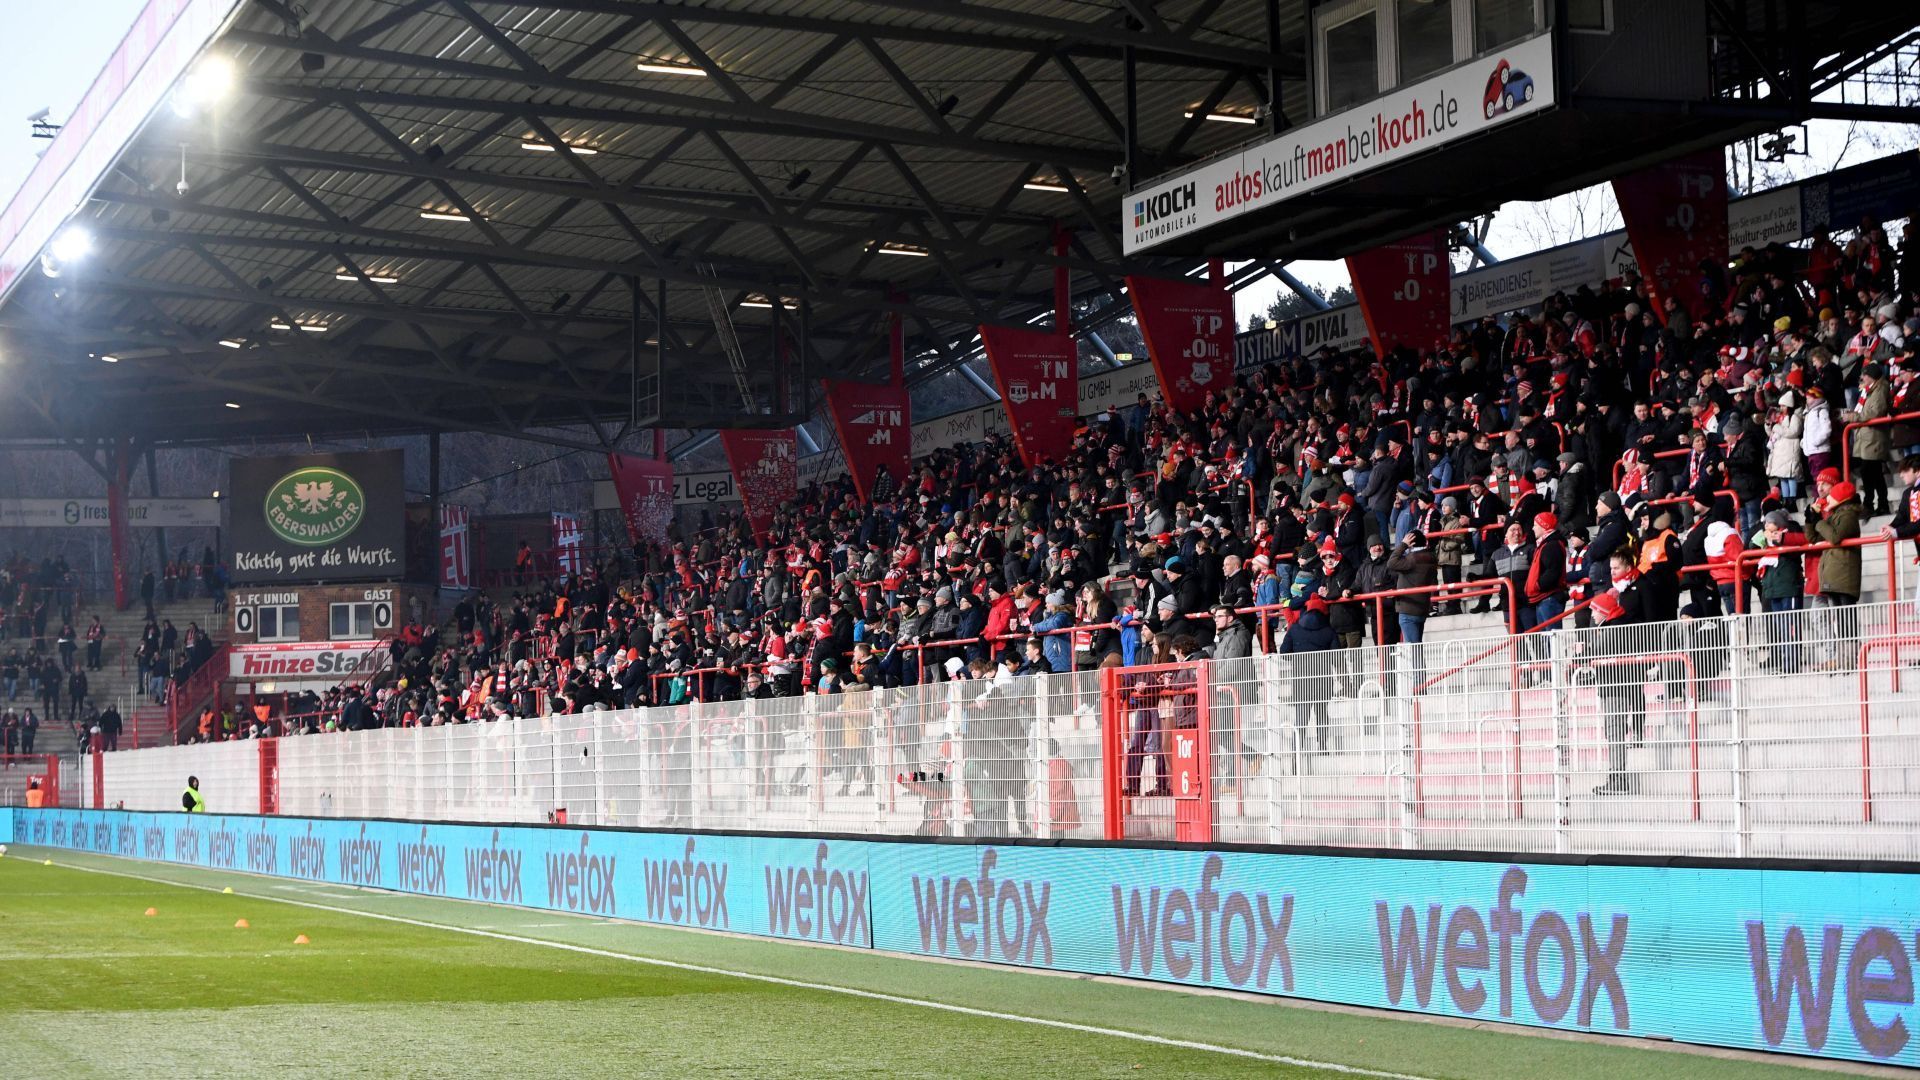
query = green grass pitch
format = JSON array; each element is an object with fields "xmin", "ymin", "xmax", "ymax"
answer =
[{"xmin": 0, "ymin": 848, "xmax": 1845, "ymax": 1079}]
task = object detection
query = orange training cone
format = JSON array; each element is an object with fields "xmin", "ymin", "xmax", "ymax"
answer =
[
  {"xmin": 293, "ymin": 934, "xmax": 310, "ymax": 945},
  {"xmin": 144, "ymin": 907, "xmax": 157, "ymax": 917},
  {"xmin": 234, "ymin": 919, "xmax": 250, "ymax": 929}
]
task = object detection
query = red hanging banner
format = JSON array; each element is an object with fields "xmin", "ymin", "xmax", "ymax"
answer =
[
  {"xmin": 1126, "ymin": 274, "xmax": 1234, "ymax": 414},
  {"xmin": 1346, "ymin": 229, "xmax": 1452, "ymax": 359},
  {"xmin": 823, "ymin": 382, "xmax": 911, "ymax": 502},
  {"xmin": 979, "ymin": 325, "xmax": 1077, "ymax": 468},
  {"xmin": 719, "ymin": 430, "xmax": 797, "ymax": 540},
  {"xmin": 1612, "ymin": 148, "xmax": 1727, "ymax": 323},
  {"xmin": 438, "ymin": 503, "xmax": 471, "ymax": 589},
  {"xmin": 822, "ymin": 303, "xmax": 912, "ymax": 502},
  {"xmin": 606, "ymin": 452, "xmax": 676, "ymax": 546}
]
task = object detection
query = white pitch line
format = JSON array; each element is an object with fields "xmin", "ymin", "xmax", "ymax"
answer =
[{"xmin": 38, "ymin": 853, "xmax": 1435, "ymax": 1080}]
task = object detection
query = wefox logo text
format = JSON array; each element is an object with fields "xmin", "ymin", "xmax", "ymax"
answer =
[
  {"xmin": 1375, "ymin": 866, "xmax": 1629, "ymax": 1028},
  {"xmin": 1112, "ymin": 854, "xmax": 1292, "ymax": 990},
  {"xmin": 766, "ymin": 842, "xmax": 869, "ymax": 945},
  {"xmin": 463, "ymin": 830, "xmax": 523, "ymax": 903},
  {"xmin": 910, "ymin": 849, "xmax": 1052, "ymax": 965},
  {"xmin": 642, "ymin": 839, "xmax": 729, "ymax": 927}
]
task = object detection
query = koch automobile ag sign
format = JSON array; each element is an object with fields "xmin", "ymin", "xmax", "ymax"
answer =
[{"xmin": 1123, "ymin": 33, "xmax": 1556, "ymax": 253}]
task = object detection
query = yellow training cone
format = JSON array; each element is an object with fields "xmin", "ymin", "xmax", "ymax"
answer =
[
  {"xmin": 293, "ymin": 934, "xmax": 310, "ymax": 945},
  {"xmin": 222, "ymin": 886, "xmax": 234, "ymax": 894},
  {"xmin": 42, "ymin": 859, "xmax": 52, "ymax": 866},
  {"xmin": 234, "ymin": 919, "xmax": 250, "ymax": 929},
  {"xmin": 144, "ymin": 907, "xmax": 158, "ymax": 917}
]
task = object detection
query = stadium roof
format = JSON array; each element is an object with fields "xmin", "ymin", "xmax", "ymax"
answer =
[
  {"xmin": 0, "ymin": 0, "xmax": 1307, "ymax": 450},
  {"xmin": 0, "ymin": 1, "xmax": 1913, "ymax": 452}
]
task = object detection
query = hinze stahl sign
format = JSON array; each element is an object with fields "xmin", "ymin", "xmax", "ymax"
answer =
[{"xmin": 228, "ymin": 450, "xmax": 405, "ymax": 584}]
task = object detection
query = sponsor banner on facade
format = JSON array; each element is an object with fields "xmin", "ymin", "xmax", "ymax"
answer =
[
  {"xmin": 1124, "ymin": 34, "xmax": 1556, "ymax": 253},
  {"xmin": 228, "ymin": 450, "xmax": 406, "ymax": 585},
  {"xmin": 438, "ymin": 504, "xmax": 471, "ymax": 590},
  {"xmin": 980, "ymin": 325, "xmax": 1078, "ymax": 467},
  {"xmin": 21, "ymin": 807, "xmax": 1920, "ymax": 1070},
  {"xmin": 1801, "ymin": 150, "xmax": 1920, "ymax": 233},
  {"xmin": 228, "ymin": 640, "xmax": 390, "ymax": 682},
  {"xmin": 606, "ymin": 452, "xmax": 675, "ymax": 545},
  {"xmin": 0, "ymin": 497, "xmax": 221, "ymax": 528},
  {"xmin": 1126, "ymin": 275, "xmax": 1235, "ymax": 414},
  {"xmin": 1612, "ymin": 147, "xmax": 1728, "ymax": 322},
  {"xmin": 1231, "ymin": 306, "xmax": 1368, "ymax": 369},
  {"xmin": 719, "ymin": 430, "xmax": 798, "ymax": 539},
  {"xmin": 822, "ymin": 380, "xmax": 912, "ymax": 502},
  {"xmin": 1347, "ymin": 229, "xmax": 1452, "ymax": 356}
]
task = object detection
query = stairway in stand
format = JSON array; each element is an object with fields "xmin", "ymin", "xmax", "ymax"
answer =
[{"xmin": 18, "ymin": 589, "xmax": 230, "ymax": 757}]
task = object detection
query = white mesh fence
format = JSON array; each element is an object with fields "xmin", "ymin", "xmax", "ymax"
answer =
[{"xmin": 81, "ymin": 601, "xmax": 1920, "ymax": 859}]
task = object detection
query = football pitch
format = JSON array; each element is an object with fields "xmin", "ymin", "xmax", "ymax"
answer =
[{"xmin": 0, "ymin": 848, "xmax": 1857, "ymax": 1079}]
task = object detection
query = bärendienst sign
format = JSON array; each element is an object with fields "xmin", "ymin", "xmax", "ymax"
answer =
[{"xmin": 1124, "ymin": 34, "xmax": 1557, "ymax": 254}]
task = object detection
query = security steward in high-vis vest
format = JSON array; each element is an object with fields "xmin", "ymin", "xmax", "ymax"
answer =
[{"xmin": 182, "ymin": 775, "xmax": 205, "ymax": 813}]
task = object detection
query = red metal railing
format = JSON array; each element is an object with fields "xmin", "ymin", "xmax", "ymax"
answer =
[
  {"xmin": 1841, "ymin": 411, "xmax": 1920, "ymax": 487},
  {"xmin": 1858, "ymin": 632, "xmax": 1920, "ymax": 822},
  {"xmin": 165, "ymin": 641, "xmax": 230, "ymax": 744}
]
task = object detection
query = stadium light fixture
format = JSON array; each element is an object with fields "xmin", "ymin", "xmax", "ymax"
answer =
[
  {"xmin": 636, "ymin": 59, "xmax": 707, "ymax": 76},
  {"xmin": 1184, "ymin": 110, "xmax": 1258, "ymax": 124},
  {"xmin": 172, "ymin": 56, "xmax": 235, "ymax": 117},
  {"xmin": 218, "ymin": 339, "xmax": 244, "ymax": 349},
  {"xmin": 739, "ymin": 295, "xmax": 795, "ymax": 309},
  {"xmin": 876, "ymin": 242, "xmax": 930, "ymax": 257},
  {"xmin": 224, "ymin": 401, "xmax": 241, "ymax": 409},
  {"xmin": 50, "ymin": 226, "xmax": 93, "ymax": 263},
  {"xmin": 1023, "ymin": 179, "xmax": 1070, "ymax": 193},
  {"xmin": 100, "ymin": 354, "xmax": 119, "ymax": 363},
  {"xmin": 521, "ymin": 141, "xmax": 599, "ymax": 155},
  {"xmin": 336, "ymin": 271, "xmax": 399, "ymax": 284},
  {"xmin": 419, "ymin": 210, "xmax": 475, "ymax": 222}
]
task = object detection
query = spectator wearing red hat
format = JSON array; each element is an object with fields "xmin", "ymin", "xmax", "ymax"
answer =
[
  {"xmin": 1278, "ymin": 594, "xmax": 1338, "ymax": 753},
  {"xmin": 1526, "ymin": 512, "xmax": 1567, "ymax": 630},
  {"xmin": 1802, "ymin": 386, "xmax": 1836, "ymax": 481}
]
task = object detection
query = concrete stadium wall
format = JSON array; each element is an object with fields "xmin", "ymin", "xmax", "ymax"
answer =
[{"xmin": 12, "ymin": 807, "xmax": 1918, "ymax": 1070}]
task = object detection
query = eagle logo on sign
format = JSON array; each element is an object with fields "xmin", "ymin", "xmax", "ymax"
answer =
[
  {"xmin": 1191, "ymin": 360, "xmax": 1214, "ymax": 385},
  {"xmin": 1007, "ymin": 381, "xmax": 1030, "ymax": 405}
]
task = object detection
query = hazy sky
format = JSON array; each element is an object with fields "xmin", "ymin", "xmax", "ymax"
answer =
[{"xmin": 0, "ymin": 0, "xmax": 150, "ymax": 206}]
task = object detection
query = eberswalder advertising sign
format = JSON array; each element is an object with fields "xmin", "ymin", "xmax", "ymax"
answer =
[
  {"xmin": 1123, "ymin": 33, "xmax": 1556, "ymax": 253},
  {"xmin": 228, "ymin": 450, "xmax": 405, "ymax": 585}
]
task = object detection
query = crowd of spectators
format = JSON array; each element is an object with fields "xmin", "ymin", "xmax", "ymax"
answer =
[{"xmin": 194, "ymin": 216, "xmax": 1920, "ymax": 745}]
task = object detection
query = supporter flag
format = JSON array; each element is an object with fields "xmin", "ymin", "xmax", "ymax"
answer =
[
  {"xmin": 438, "ymin": 503, "xmax": 471, "ymax": 588},
  {"xmin": 606, "ymin": 452, "xmax": 675, "ymax": 546},
  {"xmin": 1126, "ymin": 274, "xmax": 1232, "ymax": 415},
  {"xmin": 821, "ymin": 306, "xmax": 911, "ymax": 502},
  {"xmin": 979, "ymin": 325, "xmax": 1076, "ymax": 468},
  {"xmin": 823, "ymin": 381, "xmax": 911, "ymax": 503},
  {"xmin": 1612, "ymin": 148, "xmax": 1727, "ymax": 322},
  {"xmin": 1345, "ymin": 229, "xmax": 1452, "ymax": 359},
  {"xmin": 719, "ymin": 430, "xmax": 797, "ymax": 540}
]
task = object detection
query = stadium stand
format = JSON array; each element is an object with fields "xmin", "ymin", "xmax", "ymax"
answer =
[{"xmin": 212, "ymin": 217, "xmax": 1920, "ymax": 742}]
